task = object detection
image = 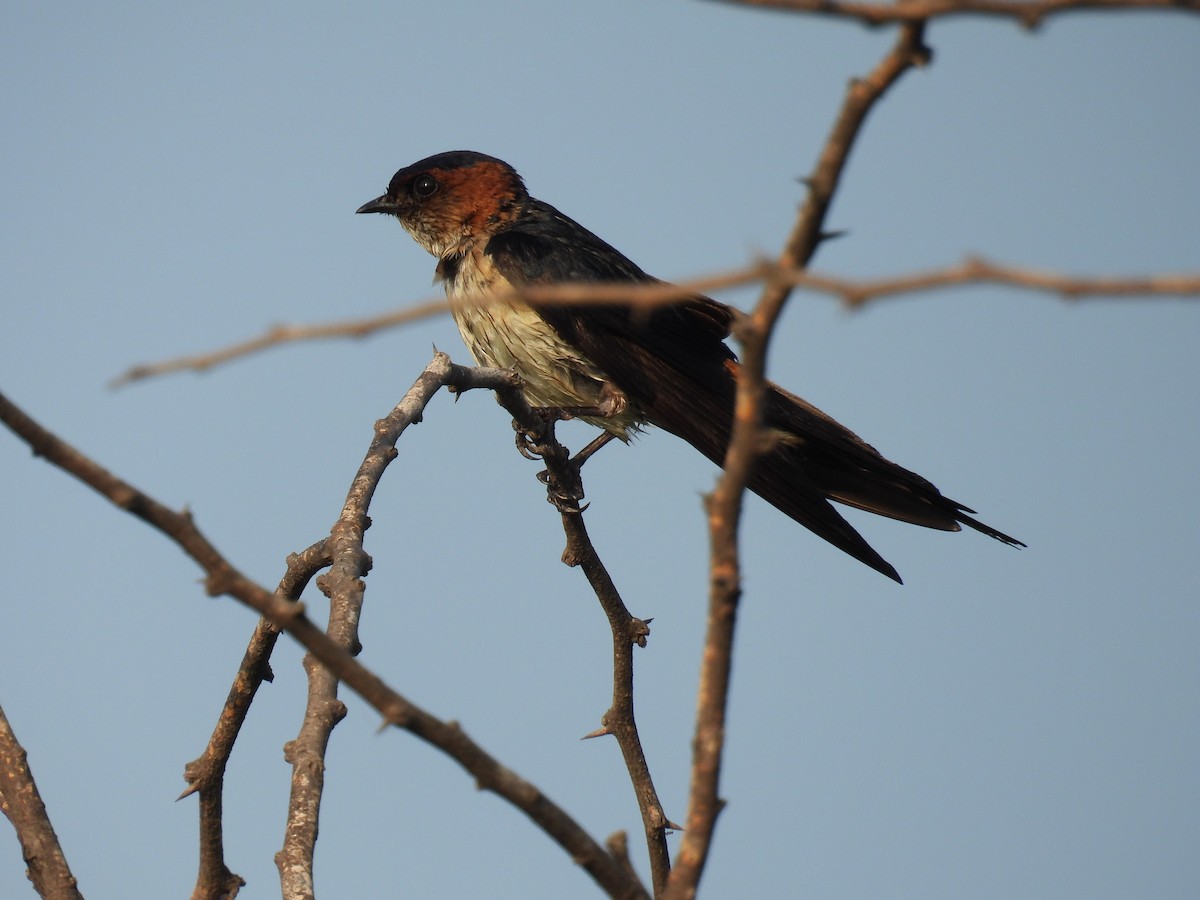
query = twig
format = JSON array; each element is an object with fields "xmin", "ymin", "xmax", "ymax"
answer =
[
  {"xmin": 710, "ymin": 0, "xmax": 1200, "ymax": 28},
  {"xmin": 453, "ymin": 368, "xmax": 675, "ymax": 895},
  {"xmin": 827, "ymin": 256, "xmax": 1200, "ymax": 306},
  {"xmin": 568, "ymin": 516, "xmax": 674, "ymax": 897},
  {"xmin": 0, "ymin": 371, "xmax": 648, "ymax": 900},
  {"xmin": 275, "ymin": 354, "xmax": 461, "ymax": 899},
  {"xmin": 109, "ymin": 260, "xmax": 1200, "ymax": 388},
  {"xmin": 0, "ymin": 703, "xmax": 83, "ymax": 900},
  {"xmin": 665, "ymin": 22, "xmax": 932, "ymax": 899},
  {"xmin": 109, "ymin": 300, "xmax": 449, "ymax": 388},
  {"xmin": 184, "ymin": 540, "xmax": 331, "ymax": 900}
]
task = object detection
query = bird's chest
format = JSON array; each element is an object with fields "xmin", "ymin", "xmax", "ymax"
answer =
[{"xmin": 438, "ymin": 248, "xmax": 636, "ymax": 436}]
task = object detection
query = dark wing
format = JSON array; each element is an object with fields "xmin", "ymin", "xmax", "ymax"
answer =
[
  {"xmin": 485, "ymin": 199, "xmax": 912, "ymax": 581},
  {"xmin": 484, "ymin": 197, "xmax": 736, "ymax": 406}
]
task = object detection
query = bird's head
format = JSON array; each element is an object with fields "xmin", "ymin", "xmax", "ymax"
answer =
[{"xmin": 357, "ymin": 151, "xmax": 528, "ymax": 259}]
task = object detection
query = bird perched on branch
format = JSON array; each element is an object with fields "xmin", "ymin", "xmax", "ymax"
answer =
[{"xmin": 357, "ymin": 150, "xmax": 1021, "ymax": 582}]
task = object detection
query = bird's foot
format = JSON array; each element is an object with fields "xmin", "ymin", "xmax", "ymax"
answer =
[
  {"xmin": 514, "ymin": 424, "xmax": 543, "ymax": 461},
  {"xmin": 536, "ymin": 432, "xmax": 616, "ymax": 512},
  {"xmin": 512, "ymin": 406, "xmax": 568, "ymax": 460},
  {"xmin": 536, "ymin": 466, "xmax": 589, "ymax": 514},
  {"xmin": 543, "ymin": 404, "xmax": 607, "ymax": 421},
  {"xmin": 510, "ymin": 415, "xmax": 589, "ymax": 514}
]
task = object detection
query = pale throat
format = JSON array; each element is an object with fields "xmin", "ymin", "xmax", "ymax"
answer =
[{"xmin": 400, "ymin": 217, "xmax": 470, "ymax": 261}]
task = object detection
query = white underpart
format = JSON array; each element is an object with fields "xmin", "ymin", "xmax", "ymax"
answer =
[{"xmin": 435, "ymin": 242, "xmax": 637, "ymax": 439}]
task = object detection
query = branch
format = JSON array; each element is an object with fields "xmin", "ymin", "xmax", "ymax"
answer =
[
  {"xmin": 666, "ymin": 22, "xmax": 932, "ymax": 899},
  {"xmin": 109, "ymin": 258, "xmax": 1199, "ymax": 388},
  {"xmin": 455, "ymin": 369, "xmax": 675, "ymax": 894},
  {"xmin": 0, "ymin": 704, "xmax": 83, "ymax": 900},
  {"xmin": 825, "ymin": 256, "xmax": 1200, "ymax": 306},
  {"xmin": 710, "ymin": 0, "xmax": 1200, "ymax": 28},
  {"xmin": 275, "ymin": 355, "xmax": 449, "ymax": 897},
  {"xmin": 108, "ymin": 300, "xmax": 449, "ymax": 388},
  {"xmin": 0, "ymin": 367, "xmax": 648, "ymax": 900},
  {"xmin": 184, "ymin": 540, "xmax": 331, "ymax": 900}
]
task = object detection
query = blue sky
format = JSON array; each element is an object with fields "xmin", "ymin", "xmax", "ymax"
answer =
[{"xmin": 2, "ymin": 3, "xmax": 1197, "ymax": 898}]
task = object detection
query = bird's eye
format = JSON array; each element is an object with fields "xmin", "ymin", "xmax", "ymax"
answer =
[{"xmin": 412, "ymin": 174, "xmax": 439, "ymax": 199}]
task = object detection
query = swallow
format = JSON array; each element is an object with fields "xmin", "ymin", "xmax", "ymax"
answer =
[{"xmin": 357, "ymin": 151, "xmax": 1022, "ymax": 582}]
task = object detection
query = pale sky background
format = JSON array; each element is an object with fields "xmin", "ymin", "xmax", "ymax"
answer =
[{"xmin": 2, "ymin": 3, "xmax": 1198, "ymax": 898}]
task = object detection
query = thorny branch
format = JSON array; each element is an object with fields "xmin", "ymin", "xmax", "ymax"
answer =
[
  {"xmin": 109, "ymin": 259, "xmax": 1200, "ymax": 387},
  {"xmin": 274, "ymin": 354, "xmax": 452, "ymax": 899},
  {"xmin": 449, "ymin": 366, "xmax": 677, "ymax": 896},
  {"xmin": 185, "ymin": 541, "xmax": 331, "ymax": 900},
  {"xmin": 183, "ymin": 549, "xmax": 324, "ymax": 900},
  {"xmin": 0, "ymin": 369, "xmax": 649, "ymax": 900},
  {"xmin": 665, "ymin": 22, "xmax": 932, "ymax": 899},
  {"xmin": 712, "ymin": 0, "xmax": 1200, "ymax": 28},
  {"xmin": 825, "ymin": 257, "xmax": 1200, "ymax": 307},
  {"xmin": 0, "ymin": 705, "xmax": 82, "ymax": 900}
]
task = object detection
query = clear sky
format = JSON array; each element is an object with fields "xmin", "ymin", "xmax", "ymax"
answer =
[{"xmin": 2, "ymin": 3, "xmax": 1197, "ymax": 898}]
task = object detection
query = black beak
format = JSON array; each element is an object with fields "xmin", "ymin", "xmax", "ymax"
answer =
[{"xmin": 356, "ymin": 194, "xmax": 398, "ymax": 215}]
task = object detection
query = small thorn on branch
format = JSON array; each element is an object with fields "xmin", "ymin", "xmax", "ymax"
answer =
[{"xmin": 628, "ymin": 618, "xmax": 652, "ymax": 648}]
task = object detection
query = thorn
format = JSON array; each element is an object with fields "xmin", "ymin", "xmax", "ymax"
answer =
[
  {"xmin": 580, "ymin": 725, "xmax": 611, "ymax": 740},
  {"xmin": 818, "ymin": 229, "xmax": 848, "ymax": 244},
  {"xmin": 628, "ymin": 618, "xmax": 652, "ymax": 648},
  {"xmin": 176, "ymin": 783, "xmax": 200, "ymax": 802}
]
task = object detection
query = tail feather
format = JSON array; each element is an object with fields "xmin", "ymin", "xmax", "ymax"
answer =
[
  {"xmin": 645, "ymin": 374, "xmax": 1022, "ymax": 583},
  {"xmin": 749, "ymin": 452, "xmax": 905, "ymax": 582},
  {"xmin": 764, "ymin": 383, "xmax": 1024, "ymax": 547}
]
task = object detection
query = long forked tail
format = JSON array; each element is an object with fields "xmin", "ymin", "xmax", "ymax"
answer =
[{"xmin": 650, "ymin": 377, "xmax": 1023, "ymax": 583}]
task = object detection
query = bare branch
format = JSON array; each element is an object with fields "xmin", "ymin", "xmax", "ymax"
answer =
[
  {"xmin": 709, "ymin": 0, "xmax": 1200, "ymax": 29},
  {"xmin": 459, "ymin": 375, "xmax": 674, "ymax": 894},
  {"xmin": 0, "ymin": 369, "xmax": 648, "ymax": 900},
  {"xmin": 109, "ymin": 258, "xmax": 1198, "ymax": 389},
  {"xmin": 184, "ymin": 541, "xmax": 331, "ymax": 900},
  {"xmin": 109, "ymin": 300, "xmax": 449, "ymax": 388},
  {"xmin": 826, "ymin": 256, "xmax": 1200, "ymax": 306},
  {"xmin": 0, "ymin": 704, "xmax": 83, "ymax": 900},
  {"xmin": 275, "ymin": 349, "xmax": 448, "ymax": 897},
  {"xmin": 666, "ymin": 22, "xmax": 932, "ymax": 899}
]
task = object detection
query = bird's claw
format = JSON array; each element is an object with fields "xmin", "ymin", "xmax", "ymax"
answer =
[
  {"xmin": 538, "ymin": 462, "xmax": 588, "ymax": 514},
  {"xmin": 510, "ymin": 415, "xmax": 592, "ymax": 515},
  {"xmin": 513, "ymin": 421, "xmax": 544, "ymax": 460},
  {"xmin": 548, "ymin": 491, "xmax": 590, "ymax": 515},
  {"xmin": 516, "ymin": 434, "xmax": 542, "ymax": 461}
]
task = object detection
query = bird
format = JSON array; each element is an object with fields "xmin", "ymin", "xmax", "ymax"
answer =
[{"xmin": 357, "ymin": 150, "xmax": 1022, "ymax": 583}]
